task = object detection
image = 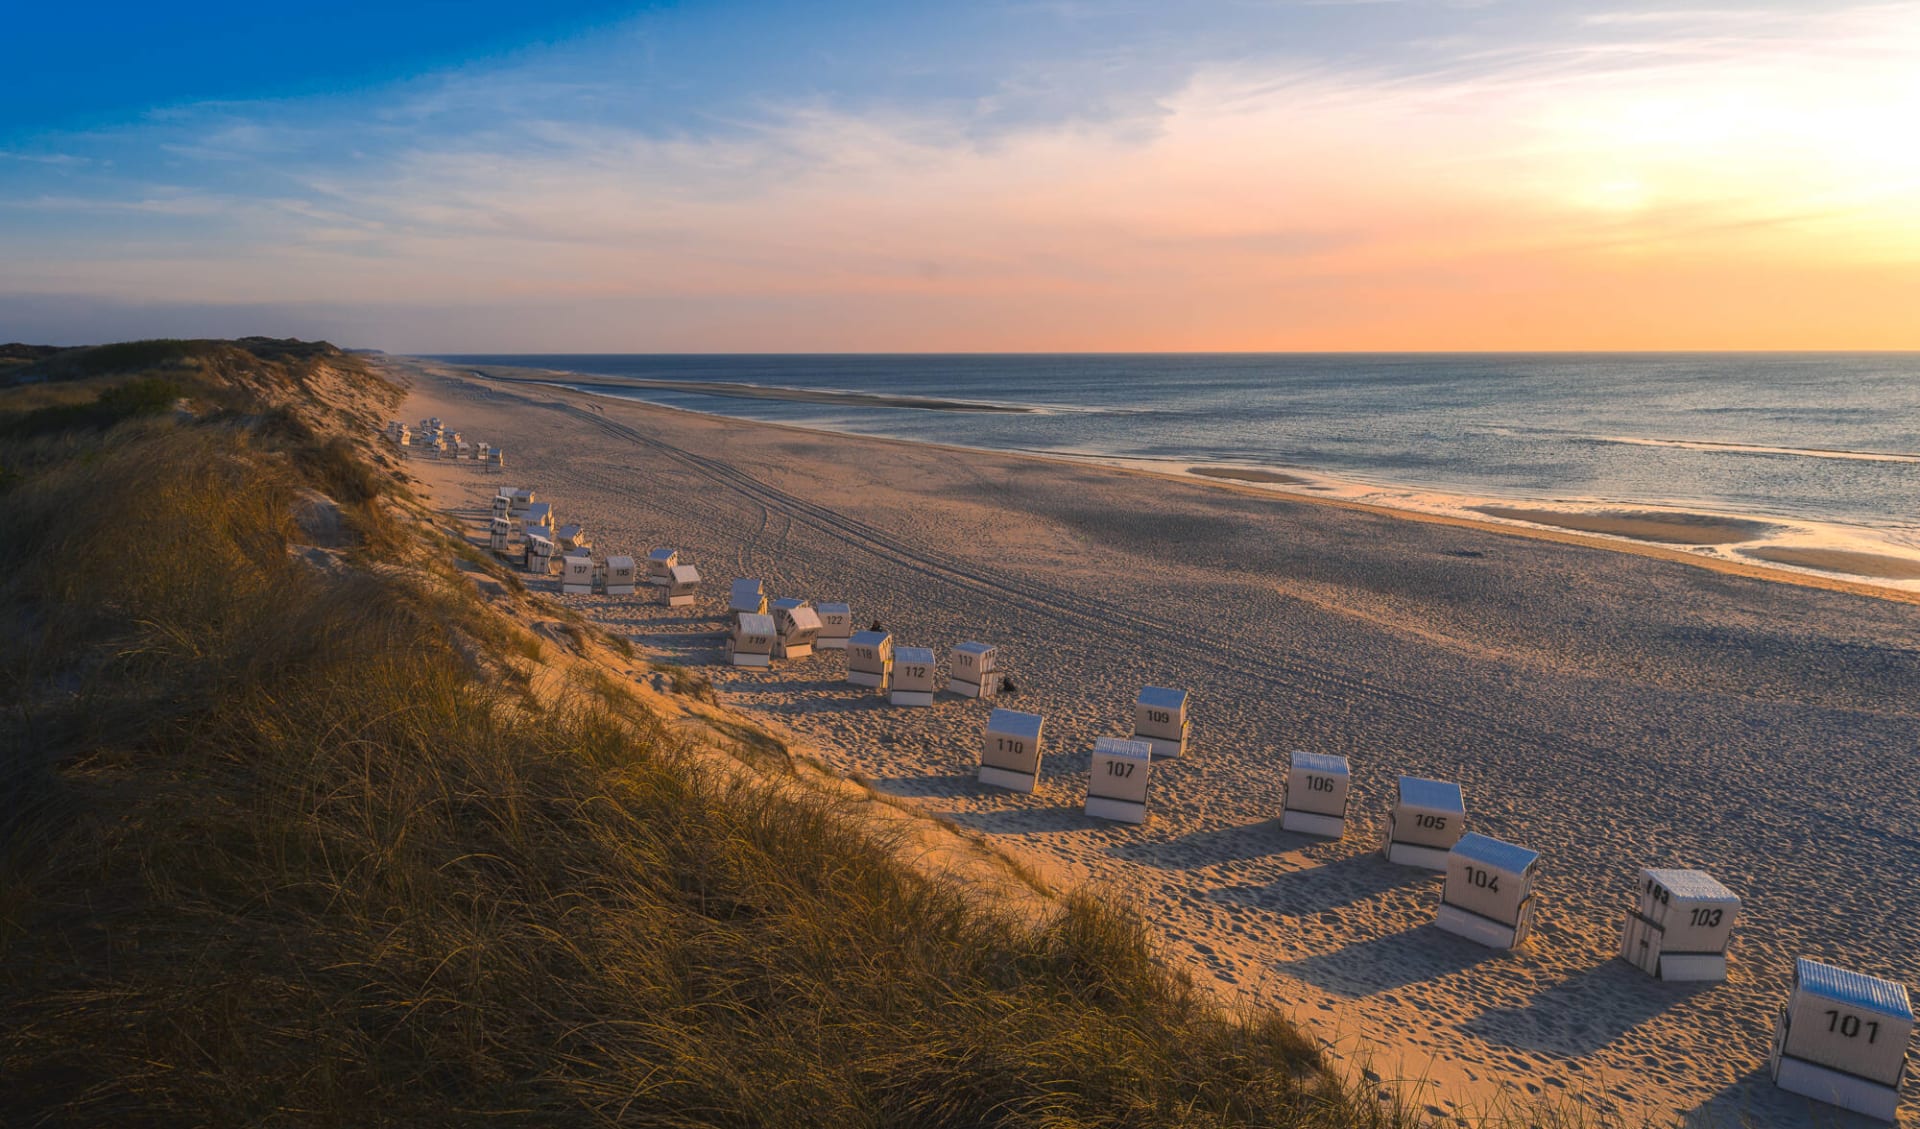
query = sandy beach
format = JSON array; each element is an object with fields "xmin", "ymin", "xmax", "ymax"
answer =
[{"xmin": 396, "ymin": 358, "xmax": 1920, "ymax": 1126}]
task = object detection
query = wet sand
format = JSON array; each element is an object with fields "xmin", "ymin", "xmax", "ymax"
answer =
[
  {"xmin": 469, "ymin": 365, "xmax": 1034, "ymax": 412},
  {"xmin": 1472, "ymin": 506, "xmax": 1778, "ymax": 546},
  {"xmin": 395, "ymin": 358, "xmax": 1920, "ymax": 1127}
]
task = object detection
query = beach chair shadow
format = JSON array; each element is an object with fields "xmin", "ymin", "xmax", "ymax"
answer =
[
  {"xmin": 943, "ymin": 805, "xmax": 1097, "ymax": 838},
  {"xmin": 1208, "ymin": 852, "xmax": 1434, "ymax": 917},
  {"xmin": 1683, "ymin": 1066, "xmax": 1818, "ymax": 1128},
  {"xmin": 722, "ymin": 678, "xmax": 853, "ymax": 697},
  {"xmin": 873, "ymin": 772, "xmax": 981, "ymax": 800},
  {"xmin": 1271, "ymin": 925, "xmax": 1498, "ymax": 998},
  {"xmin": 1463, "ymin": 959, "xmax": 1711, "ymax": 1056},
  {"xmin": 632, "ymin": 614, "xmax": 715, "ymax": 629},
  {"xmin": 1108, "ymin": 819, "xmax": 1294, "ymax": 870}
]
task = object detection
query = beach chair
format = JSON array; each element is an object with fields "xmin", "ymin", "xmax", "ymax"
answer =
[
  {"xmin": 1619, "ymin": 869, "xmax": 1739, "ymax": 982},
  {"xmin": 947, "ymin": 641, "xmax": 998, "ymax": 698},
  {"xmin": 846, "ymin": 630, "xmax": 893, "ymax": 690},
  {"xmin": 889, "ymin": 647, "xmax": 938, "ymax": 707},
  {"xmin": 604, "ymin": 555, "xmax": 638, "ymax": 596},
  {"xmin": 774, "ymin": 603, "xmax": 822, "ymax": 659},
  {"xmin": 1085, "ymin": 737, "xmax": 1153, "ymax": 824},
  {"xmin": 815, "ymin": 601, "xmax": 853, "ymax": 649},
  {"xmin": 728, "ymin": 578, "xmax": 767, "ymax": 616},
  {"xmin": 1382, "ymin": 776, "xmax": 1465, "ymax": 868},
  {"xmin": 1769, "ymin": 958, "xmax": 1912, "ymax": 1121},
  {"xmin": 1434, "ymin": 833, "xmax": 1540, "ymax": 949},
  {"xmin": 1133, "ymin": 686, "xmax": 1190, "ymax": 757},
  {"xmin": 561, "ymin": 554, "xmax": 595, "ymax": 595},
  {"xmin": 1281, "ymin": 751, "xmax": 1351, "ymax": 838},
  {"xmin": 663, "ymin": 564, "xmax": 701, "ymax": 607},
  {"xmin": 728, "ymin": 612, "xmax": 776, "ymax": 668},
  {"xmin": 523, "ymin": 533, "xmax": 556, "ymax": 575},
  {"xmin": 979, "ymin": 709, "xmax": 1044, "ymax": 792},
  {"xmin": 646, "ymin": 548, "xmax": 678, "ymax": 586}
]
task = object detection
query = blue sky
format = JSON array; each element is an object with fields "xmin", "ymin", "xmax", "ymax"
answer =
[{"xmin": 4, "ymin": 1, "xmax": 1917, "ymax": 350}]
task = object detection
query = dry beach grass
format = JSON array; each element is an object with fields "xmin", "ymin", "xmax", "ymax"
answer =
[{"xmin": 0, "ymin": 342, "xmax": 1414, "ymax": 1127}]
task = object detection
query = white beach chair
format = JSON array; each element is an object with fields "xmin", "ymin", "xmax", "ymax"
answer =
[
  {"xmin": 1281, "ymin": 751, "xmax": 1351, "ymax": 838},
  {"xmin": 979, "ymin": 709, "xmax": 1044, "ymax": 792},
  {"xmin": 728, "ymin": 612, "xmax": 776, "ymax": 668},
  {"xmin": 889, "ymin": 647, "xmax": 938, "ymax": 707},
  {"xmin": 846, "ymin": 630, "xmax": 893, "ymax": 690},
  {"xmin": 1619, "ymin": 869, "xmax": 1739, "ymax": 982},
  {"xmin": 815, "ymin": 602, "xmax": 853, "ymax": 650},
  {"xmin": 604, "ymin": 555, "xmax": 638, "ymax": 596},
  {"xmin": 1769, "ymin": 958, "xmax": 1912, "ymax": 1121},
  {"xmin": 947, "ymin": 641, "xmax": 998, "ymax": 698},
  {"xmin": 663, "ymin": 563, "xmax": 701, "ymax": 607},
  {"xmin": 561, "ymin": 554, "xmax": 595, "ymax": 595},
  {"xmin": 1382, "ymin": 776, "xmax": 1465, "ymax": 869},
  {"xmin": 728, "ymin": 578, "xmax": 767, "ymax": 616},
  {"xmin": 1133, "ymin": 686, "xmax": 1190, "ymax": 758},
  {"xmin": 1085, "ymin": 737, "xmax": 1153, "ymax": 824},
  {"xmin": 1434, "ymin": 833, "xmax": 1541, "ymax": 950},
  {"xmin": 774, "ymin": 604, "xmax": 822, "ymax": 660},
  {"xmin": 646, "ymin": 548, "xmax": 678, "ymax": 586}
]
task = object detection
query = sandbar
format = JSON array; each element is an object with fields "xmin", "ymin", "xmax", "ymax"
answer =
[
  {"xmin": 1743, "ymin": 547, "xmax": 1920, "ymax": 580},
  {"xmin": 1188, "ymin": 466, "xmax": 1309, "ymax": 485},
  {"xmin": 1472, "ymin": 505, "xmax": 1777, "ymax": 545}
]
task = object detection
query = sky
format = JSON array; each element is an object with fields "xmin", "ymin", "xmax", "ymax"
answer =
[{"xmin": 2, "ymin": 0, "xmax": 1918, "ymax": 352}]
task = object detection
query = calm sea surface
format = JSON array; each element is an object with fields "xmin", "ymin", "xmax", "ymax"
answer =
[{"xmin": 435, "ymin": 354, "xmax": 1920, "ymax": 532}]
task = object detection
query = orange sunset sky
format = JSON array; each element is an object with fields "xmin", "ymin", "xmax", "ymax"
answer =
[{"xmin": 3, "ymin": 1, "xmax": 1917, "ymax": 351}]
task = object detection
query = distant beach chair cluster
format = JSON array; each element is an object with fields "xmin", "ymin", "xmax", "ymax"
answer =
[
  {"xmin": 423, "ymin": 424, "xmax": 1913, "ymax": 1123},
  {"xmin": 389, "ymin": 416, "xmax": 505, "ymax": 471}
]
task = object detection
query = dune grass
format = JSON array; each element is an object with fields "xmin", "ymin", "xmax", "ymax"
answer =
[{"xmin": 0, "ymin": 344, "xmax": 1412, "ymax": 1127}]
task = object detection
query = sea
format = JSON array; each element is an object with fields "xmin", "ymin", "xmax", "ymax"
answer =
[{"xmin": 435, "ymin": 353, "xmax": 1920, "ymax": 560}]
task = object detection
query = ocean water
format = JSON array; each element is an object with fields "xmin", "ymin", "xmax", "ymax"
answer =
[{"xmin": 436, "ymin": 353, "xmax": 1920, "ymax": 535}]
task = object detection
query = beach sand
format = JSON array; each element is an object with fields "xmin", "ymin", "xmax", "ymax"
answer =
[{"xmin": 394, "ymin": 359, "xmax": 1920, "ymax": 1126}]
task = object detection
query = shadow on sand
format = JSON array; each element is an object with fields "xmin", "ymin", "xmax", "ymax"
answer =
[
  {"xmin": 874, "ymin": 772, "xmax": 983, "ymax": 800},
  {"xmin": 942, "ymin": 805, "xmax": 1105, "ymax": 838},
  {"xmin": 720, "ymin": 678, "xmax": 859, "ymax": 697},
  {"xmin": 1682, "ymin": 1066, "xmax": 1834, "ymax": 1128},
  {"xmin": 1209, "ymin": 853, "xmax": 1436, "ymax": 917},
  {"xmin": 1108, "ymin": 819, "xmax": 1295, "ymax": 870},
  {"xmin": 1272, "ymin": 925, "xmax": 1499, "ymax": 998},
  {"xmin": 1463, "ymin": 959, "xmax": 1711, "ymax": 1056}
]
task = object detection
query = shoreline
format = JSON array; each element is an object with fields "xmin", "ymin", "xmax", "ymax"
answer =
[{"xmin": 462, "ymin": 363, "xmax": 1920, "ymax": 603}]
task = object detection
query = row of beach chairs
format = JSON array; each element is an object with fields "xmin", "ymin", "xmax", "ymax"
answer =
[
  {"xmin": 386, "ymin": 417, "xmax": 505, "ymax": 471},
  {"xmin": 463, "ymin": 471, "xmax": 1911, "ymax": 1122},
  {"xmin": 704, "ymin": 584, "xmax": 1914, "ymax": 1120}
]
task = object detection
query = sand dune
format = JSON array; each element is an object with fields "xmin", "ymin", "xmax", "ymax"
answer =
[{"xmin": 397, "ymin": 358, "xmax": 1920, "ymax": 1127}]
